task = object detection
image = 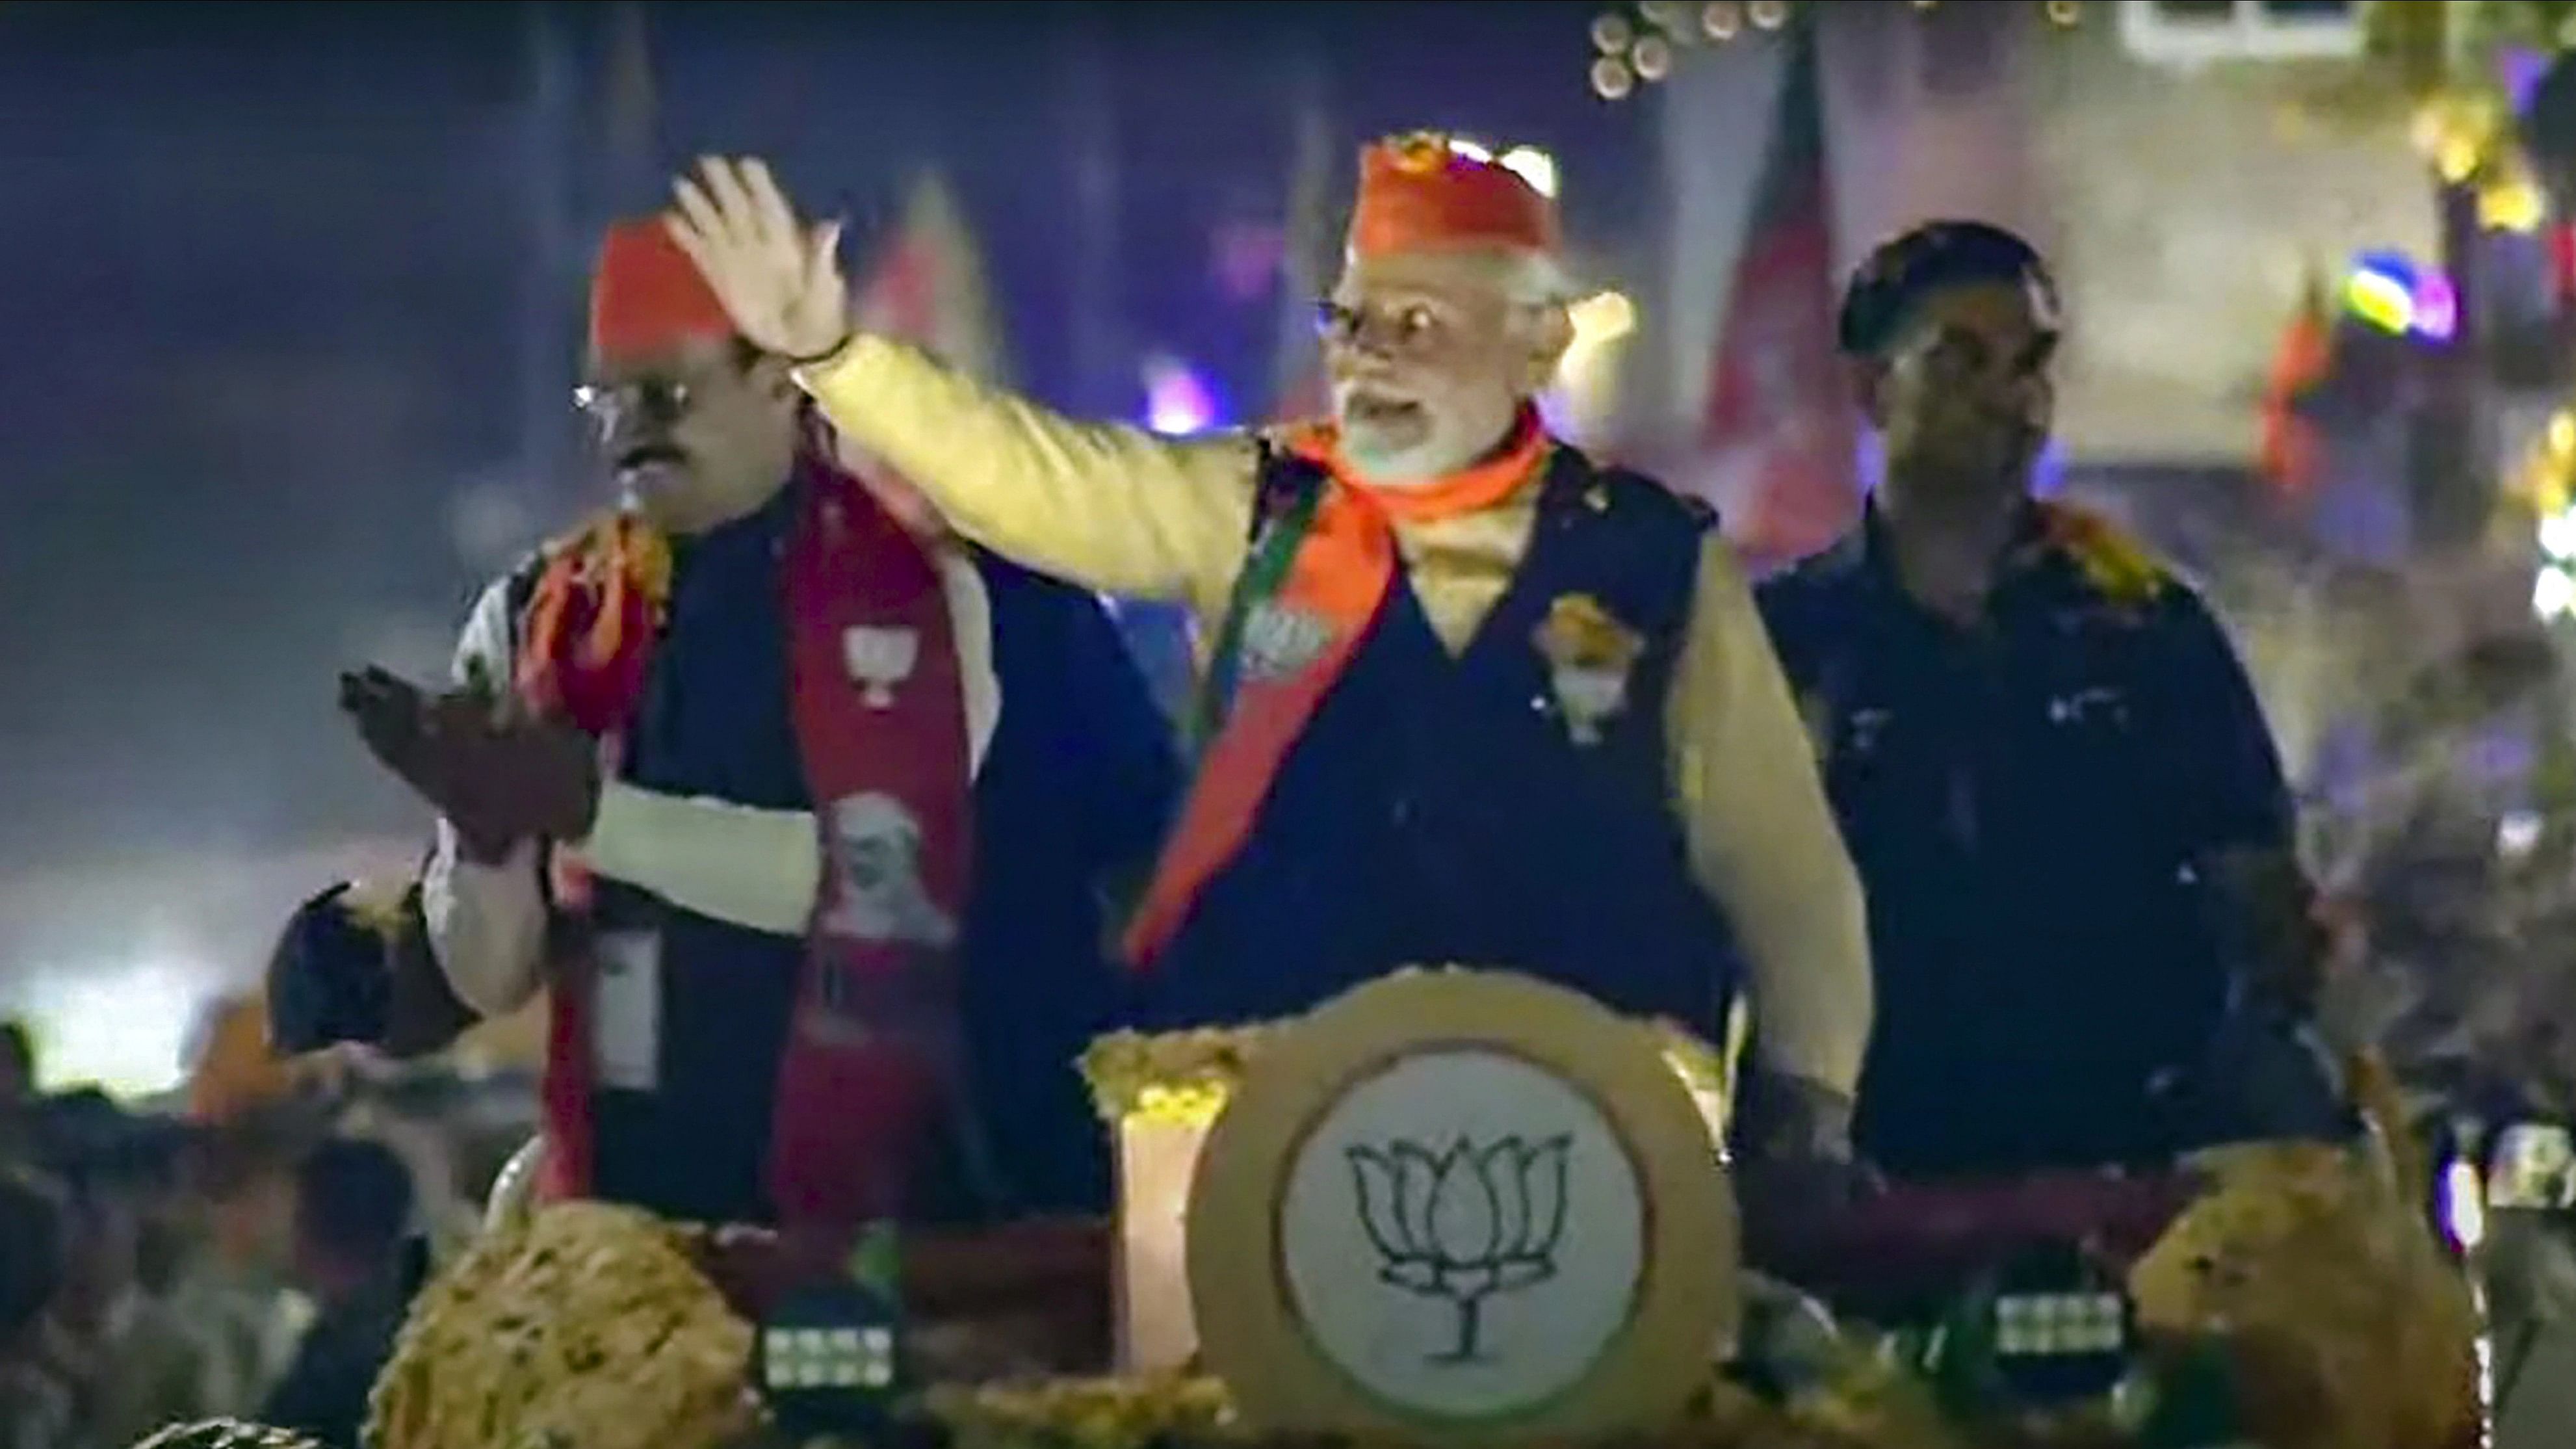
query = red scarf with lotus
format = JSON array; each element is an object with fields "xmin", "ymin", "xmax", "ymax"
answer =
[
  {"xmin": 517, "ymin": 456, "xmax": 971, "ymax": 1231},
  {"xmin": 1124, "ymin": 409, "xmax": 1549, "ymax": 964}
]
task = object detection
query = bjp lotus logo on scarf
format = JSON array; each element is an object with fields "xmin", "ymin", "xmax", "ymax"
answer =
[
  {"xmin": 1240, "ymin": 599, "xmax": 1335, "ymax": 684},
  {"xmin": 1534, "ymin": 594, "xmax": 1644, "ymax": 746},
  {"xmin": 842, "ymin": 625, "xmax": 919, "ymax": 709}
]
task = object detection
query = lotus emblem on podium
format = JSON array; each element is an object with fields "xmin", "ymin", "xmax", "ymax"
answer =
[{"xmin": 1347, "ymin": 1134, "xmax": 1571, "ymax": 1363}]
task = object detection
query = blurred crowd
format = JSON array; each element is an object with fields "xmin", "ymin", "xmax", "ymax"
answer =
[{"xmin": 0, "ymin": 1019, "xmax": 530, "ymax": 1449}]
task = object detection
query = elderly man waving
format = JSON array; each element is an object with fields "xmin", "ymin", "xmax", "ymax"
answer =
[{"xmin": 668, "ymin": 143, "xmax": 1873, "ymax": 1228}]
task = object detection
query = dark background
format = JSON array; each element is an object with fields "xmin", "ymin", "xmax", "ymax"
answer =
[{"xmin": 0, "ymin": 1, "xmax": 1656, "ymax": 882}]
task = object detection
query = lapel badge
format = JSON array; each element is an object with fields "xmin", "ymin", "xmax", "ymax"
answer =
[
  {"xmin": 1534, "ymin": 594, "xmax": 1645, "ymax": 746},
  {"xmin": 1847, "ymin": 707, "xmax": 1892, "ymax": 756}
]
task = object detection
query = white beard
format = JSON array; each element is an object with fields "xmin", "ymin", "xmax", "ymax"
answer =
[{"xmin": 1336, "ymin": 423, "xmax": 1490, "ymax": 488}]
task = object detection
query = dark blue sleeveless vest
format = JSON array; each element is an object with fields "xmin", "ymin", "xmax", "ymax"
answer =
[
  {"xmin": 535, "ymin": 484, "xmax": 1167, "ymax": 1225},
  {"xmin": 1145, "ymin": 447, "xmax": 1740, "ymax": 1040},
  {"xmin": 583, "ymin": 488, "xmax": 812, "ymax": 1225}
]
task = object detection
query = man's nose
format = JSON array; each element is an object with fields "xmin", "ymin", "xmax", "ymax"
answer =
[
  {"xmin": 1989, "ymin": 367, "xmax": 2050, "ymax": 423},
  {"xmin": 1329, "ymin": 342, "xmax": 1403, "ymax": 384},
  {"xmin": 2012, "ymin": 376, "xmax": 2053, "ymax": 427}
]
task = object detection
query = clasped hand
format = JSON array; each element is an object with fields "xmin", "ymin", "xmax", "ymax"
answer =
[{"xmin": 338, "ymin": 666, "xmax": 600, "ymax": 864}]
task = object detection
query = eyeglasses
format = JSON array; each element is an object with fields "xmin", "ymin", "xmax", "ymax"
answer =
[
  {"xmin": 1910, "ymin": 327, "xmax": 2061, "ymax": 384},
  {"xmin": 571, "ymin": 376, "xmax": 703, "ymax": 434},
  {"xmin": 1314, "ymin": 298, "xmax": 1459, "ymax": 358}
]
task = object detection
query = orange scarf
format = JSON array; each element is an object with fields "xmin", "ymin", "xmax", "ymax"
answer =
[
  {"xmin": 1123, "ymin": 409, "xmax": 1548, "ymax": 965},
  {"xmin": 515, "ymin": 513, "xmax": 675, "ymax": 738}
]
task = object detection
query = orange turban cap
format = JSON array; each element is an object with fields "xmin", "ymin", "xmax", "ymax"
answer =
[
  {"xmin": 1346, "ymin": 133, "xmax": 1561, "ymax": 262},
  {"xmin": 589, "ymin": 218, "xmax": 735, "ymax": 364}
]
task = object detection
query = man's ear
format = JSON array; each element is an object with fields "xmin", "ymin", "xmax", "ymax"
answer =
[
  {"xmin": 750, "ymin": 354, "xmax": 802, "ymax": 406},
  {"xmin": 1520, "ymin": 304, "xmax": 1576, "ymax": 393},
  {"xmin": 1848, "ymin": 356, "xmax": 1891, "ymax": 430}
]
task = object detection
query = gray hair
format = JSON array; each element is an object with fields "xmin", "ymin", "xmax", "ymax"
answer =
[
  {"xmin": 1336, "ymin": 246, "xmax": 1581, "ymax": 312},
  {"xmin": 1503, "ymin": 252, "xmax": 1582, "ymax": 310}
]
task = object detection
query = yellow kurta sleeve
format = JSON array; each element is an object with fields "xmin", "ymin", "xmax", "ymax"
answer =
[
  {"xmin": 796, "ymin": 335, "xmax": 1260, "ymax": 610},
  {"xmin": 1667, "ymin": 535, "xmax": 1874, "ymax": 1099}
]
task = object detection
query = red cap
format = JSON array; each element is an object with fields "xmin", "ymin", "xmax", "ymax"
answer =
[
  {"xmin": 589, "ymin": 218, "xmax": 735, "ymax": 364},
  {"xmin": 1346, "ymin": 133, "xmax": 1560, "ymax": 262}
]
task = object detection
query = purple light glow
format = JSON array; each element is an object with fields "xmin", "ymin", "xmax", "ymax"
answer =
[
  {"xmin": 2412, "ymin": 271, "xmax": 2460, "ymax": 341},
  {"xmin": 2501, "ymin": 46, "xmax": 2551, "ymax": 112},
  {"xmin": 1142, "ymin": 354, "xmax": 1221, "ymax": 436}
]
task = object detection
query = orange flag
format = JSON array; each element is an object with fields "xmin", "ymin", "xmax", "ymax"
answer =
[{"xmin": 2258, "ymin": 267, "xmax": 2335, "ymax": 499}]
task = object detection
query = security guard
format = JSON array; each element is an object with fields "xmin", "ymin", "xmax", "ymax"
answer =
[{"xmin": 1758, "ymin": 222, "xmax": 2345, "ymax": 1181}]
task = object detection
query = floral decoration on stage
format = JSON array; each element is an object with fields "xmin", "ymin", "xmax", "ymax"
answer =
[
  {"xmin": 133, "ymin": 1135, "xmax": 2478, "ymax": 1449},
  {"xmin": 1080, "ymin": 1012, "xmax": 1732, "ymax": 1127},
  {"xmin": 367, "ymin": 1202, "xmax": 759, "ymax": 1449}
]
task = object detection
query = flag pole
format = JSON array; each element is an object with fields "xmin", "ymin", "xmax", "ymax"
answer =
[
  {"xmin": 1269, "ymin": 44, "xmax": 1335, "ymax": 423},
  {"xmin": 603, "ymin": 1, "xmax": 661, "ymax": 208},
  {"xmin": 1062, "ymin": 8, "xmax": 1123, "ymax": 417},
  {"xmin": 518, "ymin": 1, "xmax": 580, "ymax": 527}
]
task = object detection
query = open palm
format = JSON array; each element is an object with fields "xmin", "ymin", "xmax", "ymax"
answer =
[{"xmin": 667, "ymin": 156, "xmax": 850, "ymax": 362}]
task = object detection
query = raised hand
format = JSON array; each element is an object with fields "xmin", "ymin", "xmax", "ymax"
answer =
[{"xmin": 666, "ymin": 156, "xmax": 850, "ymax": 363}]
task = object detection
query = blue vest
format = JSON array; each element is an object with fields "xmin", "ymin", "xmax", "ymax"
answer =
[
  {"xmin": 1145, "ymin": 448, "xmax": 1739, "ymax": 1039},
  {"xmin": 534, "ymin": 484, "xmax": 1176, "ymax": 1225}
]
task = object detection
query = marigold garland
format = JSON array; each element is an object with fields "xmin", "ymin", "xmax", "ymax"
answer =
[
  {"xmin": 2031, "ymin": 504, "xmax": 2170, "ymax": 612},
  {"xmin": 1079, "ymin": 1001, "xmax": 1734, "ymax": 1128}
]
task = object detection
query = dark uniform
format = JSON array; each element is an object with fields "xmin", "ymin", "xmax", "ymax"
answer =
[{"xmin": 1757, "ymin": 502, "xmax": 2335, "ymax": 1179}]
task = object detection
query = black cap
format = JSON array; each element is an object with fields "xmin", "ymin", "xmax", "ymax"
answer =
[
  {"xmin": 1838, "ymin": 220, "xmax": 2058, "ymax": 358},
  {"xmin": 264, "ymin": 881, "xmax": 402, "ymax": 1056}
]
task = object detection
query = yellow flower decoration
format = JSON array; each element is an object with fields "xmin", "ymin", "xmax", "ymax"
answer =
[
  {"xmin": 1385, "ymin": 131, "xmax": 1452, "ymax": 174},
  {"xmin": 2036, "ymin": 503, "xmax": 2169, "ymax": 611},
  {"xmin": 1080, "ymin": 1025, "xmax": 1274, "ymax": 1125},
  {"xmin": 1084, "ymin": 980, "xmax": 1732, "ymax": 1129},
  {"xmin": 1535, "ymin": 593, "xmax": 1646, "ymax": 672},
  {"xmin": 2130, "ymin": 1142, "xmax": 2481, "ymax": 1449}
]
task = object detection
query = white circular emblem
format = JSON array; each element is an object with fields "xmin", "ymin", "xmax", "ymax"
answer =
[
  {"xmin": 1279, "ymin": 1049, "xmax": 1645, "ymax": 1422},
  {"xmin": 1188, "ymin": 969, "xmax": 1735, "ymax": 1443}
]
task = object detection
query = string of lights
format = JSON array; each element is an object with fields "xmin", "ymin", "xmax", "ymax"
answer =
[
  {"xmin": 2382, "ymin": 9, "xmax": 2576, "ymax": 619},
  {"xmin": 1581, "ymin": 0, "xmax": 2576, "ymax": 633},
  {"xmin": 1583, "ymin": 0, "xmax": 2083, "ymax": 101}
]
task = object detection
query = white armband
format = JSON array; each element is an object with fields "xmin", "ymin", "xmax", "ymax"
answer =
[
  {"xmin": 421, "ymin": 822, "xmax": 547, "ymax": 1018},
  {"xmin": 578, "ymin": 780, "xmax": 824, "ymax": 938}
]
